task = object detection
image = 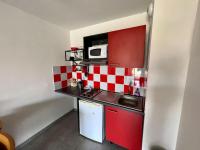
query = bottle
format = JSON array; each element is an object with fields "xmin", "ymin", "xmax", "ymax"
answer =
[{"xmin": 77, "ymin": 80, "xmax": 83, "ymax": 91}]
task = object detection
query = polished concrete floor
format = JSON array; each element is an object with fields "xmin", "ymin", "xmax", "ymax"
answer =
[{"xmin": 18, "ymin": 110, "xmax": 126, "ymax": 150}]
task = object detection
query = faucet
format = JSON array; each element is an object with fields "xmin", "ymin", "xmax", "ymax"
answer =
[{"xmin": 119, "ymin": 80, "xmax": 133, "ymax": 96}]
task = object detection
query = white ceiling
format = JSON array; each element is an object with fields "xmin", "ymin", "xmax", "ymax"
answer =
[{"xmin": 0, "ymin": 0, "xmax": 152, "ymax": 29}]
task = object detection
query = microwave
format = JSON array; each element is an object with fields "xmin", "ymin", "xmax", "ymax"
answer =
[{"xmin": 88, "ymin": 44, "xmax": 107, "ymax": 59}]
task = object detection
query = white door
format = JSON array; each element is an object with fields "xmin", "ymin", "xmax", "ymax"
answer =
[{"xmin": 79, "ymin": 100, "xmax": 104, "ymax": 143}]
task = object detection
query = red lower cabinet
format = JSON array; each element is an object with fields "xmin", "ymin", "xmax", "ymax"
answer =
[{"xmin": 105, "ymin": 106, "xmax": 144, "ymax": 150}]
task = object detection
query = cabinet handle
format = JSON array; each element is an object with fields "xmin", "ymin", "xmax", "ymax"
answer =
[{"xmin": 107, "ymin": 109, "xmax": 118, "ymax": 113}]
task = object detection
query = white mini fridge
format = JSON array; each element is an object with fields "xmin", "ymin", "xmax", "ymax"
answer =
[{"xmin": 79, "ymin": 100, "xmax": 104, "ymax": 143}]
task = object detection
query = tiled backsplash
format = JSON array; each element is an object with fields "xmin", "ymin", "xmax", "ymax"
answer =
[
  {"xmin": 53, "ymin": 65, "xmax": 147, "ymax": 96},
  {"xmin": 53, "ymin": 66, "xmax": 72, "ymax": 90}
]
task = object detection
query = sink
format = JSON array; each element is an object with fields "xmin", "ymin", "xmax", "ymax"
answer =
[{"xmin": 118, "ymin": 95, "xmax": 138, "ymax": 107}]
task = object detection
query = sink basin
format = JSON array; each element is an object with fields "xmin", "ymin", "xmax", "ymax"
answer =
[{"xmin": 118, "ymin": 95, "xmax": 138, "ymax": 107}]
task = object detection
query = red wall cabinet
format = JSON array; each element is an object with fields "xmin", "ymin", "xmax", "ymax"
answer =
[
  {"xmin": 105, "ymin": 106, "xmax": 144, "ymax": 150},
  {"xmin": 108, "ymin": 25, "xmax": 146, "ymax": 68}
]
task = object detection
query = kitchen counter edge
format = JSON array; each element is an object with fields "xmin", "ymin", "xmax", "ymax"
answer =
[{"xmin": 55, "ymin": 86, "xmax": 145, "ymax": 115}]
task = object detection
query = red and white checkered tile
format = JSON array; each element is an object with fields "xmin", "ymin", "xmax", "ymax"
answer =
[
  {"xmin": 71, "ymin": 65, "xmax": 147, "ymax": 96},
  {"xmin": 53, "ymin": 65, "xmax": 147, "ymax": 96},
  {"xmin": 53, "ymin": 66, "xmax": 72, "ymax": 90}
]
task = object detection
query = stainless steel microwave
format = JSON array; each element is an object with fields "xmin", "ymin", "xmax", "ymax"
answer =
[{"xmin": 88, "ymin": 44, "xmax": 107, "ymax": 59}]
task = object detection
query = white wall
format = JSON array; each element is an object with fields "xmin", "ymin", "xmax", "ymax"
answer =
[
  {"xmin": 142, "ymin": 0, "xmax": 199, "ymax": 150},
  {"xmin": 0, "ymin": 1, "xmax": 74, "ymax": 146},
  {"xmin": 176, "ymin": 0, "xmax": 200, "ymax": 149},
  {"xmin": 70, "ymin": 12, "xmax": 148, "ymax": 109},
  {"xmin": 70, "ymin": 12, "xmax": 148, "ymax": 47}
]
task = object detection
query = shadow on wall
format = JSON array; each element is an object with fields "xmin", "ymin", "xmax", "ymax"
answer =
[
  {"xmin": 0, "ymin": 96, "xmax": 73, "ymax": 145},
  {"xmin": 151, "ymin": 145, "xmax": 166, "ymax": 150},
  {"xmin": 144, "ymin": 53, "xmax": 186, "ymax": 150}
]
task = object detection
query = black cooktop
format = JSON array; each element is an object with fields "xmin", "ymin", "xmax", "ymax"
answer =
[{"xmin": 80, "ymin": 88, "xmax": 102, "ymax": 99}]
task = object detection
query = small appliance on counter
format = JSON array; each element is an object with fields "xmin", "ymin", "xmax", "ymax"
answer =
[
  {"xmin": 70, "ymin": 78, "xmax": 77, "ymax": 87},
  {"xmin": 77, "ymin": 80, "xmax": 83, "ymax": 91}
]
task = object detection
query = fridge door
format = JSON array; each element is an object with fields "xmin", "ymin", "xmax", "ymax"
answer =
[{"xmin": 79, "ymin": 100, "xmax": 104, "ymax": 143}]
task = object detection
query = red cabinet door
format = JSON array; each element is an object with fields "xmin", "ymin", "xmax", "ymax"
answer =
[
  {"xmin": 108, "ymin": 25, "xmax": 146, "ymax": 68},
  {"xmin": 105, "ymin": 106, "xmax": 143, "ymax": 150},
  {"xmin": 105, "ymin": 106, "xmax": 120, "ymax": 143}
]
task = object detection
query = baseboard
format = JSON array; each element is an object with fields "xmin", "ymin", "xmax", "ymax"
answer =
[{"xmin": 16, "ymin": 109, "xmax": 75, "ymax": 150}]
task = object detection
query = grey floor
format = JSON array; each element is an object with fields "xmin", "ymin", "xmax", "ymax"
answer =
[{"xmin": 18, "ymin": 110, "xmax": 126, "ymax": 150}]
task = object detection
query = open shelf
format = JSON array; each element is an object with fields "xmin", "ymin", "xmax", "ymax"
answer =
[
  {"xmin": 65, "ymin": 49, "xmax": 83, "ymax": 62},
  {"xmin": 65, "ymin": 58, "xmax": 83, "ymax": 62},
  {"xmin": 65, "ymin": 49, "xmax": 84, "ymax": 53},
  {"xmin": 80, "ymin": 59, "xmax": 107, "ymax": 65}
]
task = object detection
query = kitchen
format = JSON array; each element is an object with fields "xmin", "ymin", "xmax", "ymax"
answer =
[
  {"xmin": 0, "ymin": 0, "xmax": 200, "ymax": 150},
  {"xmin": 54, "ymin": 24, "xmax": 147, "ymax": 150}
]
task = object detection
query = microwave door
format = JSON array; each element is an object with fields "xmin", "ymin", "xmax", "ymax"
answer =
[{"xmin": 89, "ymin": 48, "xmax": 101, "ymax": 58}]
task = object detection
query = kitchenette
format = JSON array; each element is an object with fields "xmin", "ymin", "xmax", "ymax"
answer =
[
  {"xmin": 53, "ymin": 25, "xmax": 148, "ymax": 150},
  {"xmin": 1, "ymin": 0, "xmax": 197, "ymax": 149}
]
